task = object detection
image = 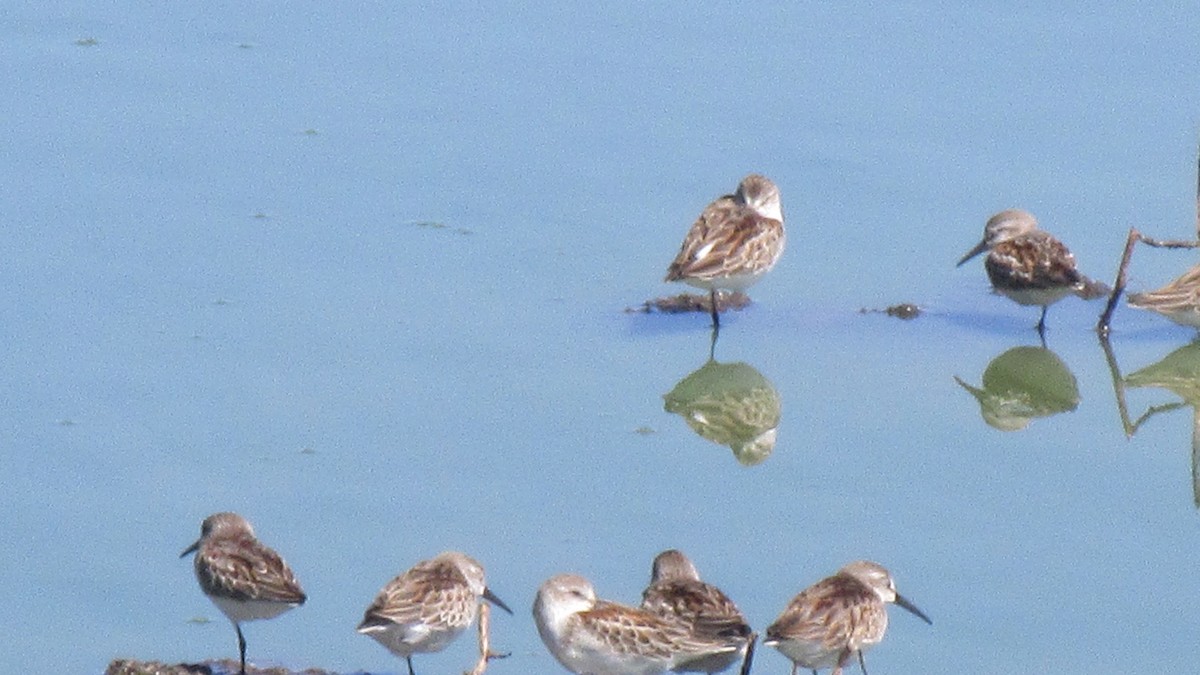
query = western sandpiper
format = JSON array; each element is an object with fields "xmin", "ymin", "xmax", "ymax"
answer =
[
  {"xmin": 665, "ymin": 174, "xmax": 786, "ymax": 328},
  {"xmin": 357, "ymin": 551, "xmax": 512, "ymax": 675},
  {"xmin": 641, "ymin": 550, "xmax": 755, "ymax": 674},
  {"xmin": 764, "ymin": 561, "xmax": 930, "ymax": 675},
  {"xmin": 534, "ymin": 573, "xmax": 743, "ymax": 675},
  {"xmin": 957, "ymin": 209, "xmax": 1085, "ymax": 334},
  {"xmin": 180, "ymin": 512, "xmax": 306, "ymax": 675},
  {"xmin": 1127, "ymin": 263, "xmax": 1200, "ymax": 328}
]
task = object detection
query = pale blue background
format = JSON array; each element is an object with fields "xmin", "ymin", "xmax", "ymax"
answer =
[{"xmin": 2, "ymin": 2, "xmax": 1200, "ymax": 673}]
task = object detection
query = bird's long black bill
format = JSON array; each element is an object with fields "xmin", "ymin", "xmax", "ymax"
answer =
[
  {"xmin": 483, "ymin": 587, "xmax": 513, "ymax": 614},
  {"xmin": 179, "ymin": 540, "xmax": 200, "ymax": 558},
  {"xmin": 894, "ymin": 592, "xmax": 932, "ymax": 625},
  {"xmin": 957, "ymin": 239, "xmax": 988, "ymax": 267}
]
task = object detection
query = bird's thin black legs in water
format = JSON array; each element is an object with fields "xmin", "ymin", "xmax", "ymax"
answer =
[
  {"xmin": 406, "ymin": 655, "xmax": 416, "ymax": 675},
  {"xmin": 1036, "ymin": 305, "xmax": 1049, "ymax": 339},
  {"xmin": 709, "ymin": 288, "xmax": 721, "ymax": 329},
  {"xmin": 235, "ymin": 624, "xmax": 247, "ymax": 675}
]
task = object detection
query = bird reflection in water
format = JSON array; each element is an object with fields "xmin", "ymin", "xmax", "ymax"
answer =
[
  {"xmin": 955, "ymin": 345, "xmax": 1080, "ymax": 431},
  {"xmin": 1105, "ymin": 338, "xmax": 1200, "ymax": 508},
  {"xmin": 663, "ymin": 337, "xmax": 781, "ymax": 466}
]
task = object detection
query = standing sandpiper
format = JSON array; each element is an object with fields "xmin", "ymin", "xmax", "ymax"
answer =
[
  {"xmin": 357, "ymin": 551, "xmax": 512, "ymax": 675},
  {"xmin": 958, "ymin": 208, "xmax": 1086, "ymax": 335},
  {"xmin": 641, "ymin": 549, "xmax": 755, "ymax": 674},
  {"xmin": 180, "ymin": 512, "xmax": 306, "ymax": 675},
  {"xmin": 665, "ymin": 174, "xmax": 786, "ymax": 329},
  {"xmin": 764, "ymin": 561, "xmax": 931, "ymax": 675}
]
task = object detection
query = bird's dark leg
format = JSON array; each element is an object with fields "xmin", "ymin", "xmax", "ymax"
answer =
[
  {"xmin": 709, "ymin": 289, "xmax": 720, "ymax": 329},
  {"xmin": 1036, "ymin": 306, "xmax": 1048, "ymax": 337},
  {"xmin": 832, "ymin": 647, "xmax": 852, "ymax": 675},
  {"xmin": 737, "ymin": 633, "xmax": 757, "ymax": 675},
  {"xmin": 235, "ymin": 624, "xmax": 247, "ymax": 675},
  {"xmin": 407, "ymin": 655, "xmax": 416, "ymax": 675},
  {"xmin": 858, "ymin": 649, "xmax": 870, "ymax": 675}
]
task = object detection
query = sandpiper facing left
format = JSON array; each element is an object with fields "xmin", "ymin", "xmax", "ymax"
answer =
[
  {"xmin": 641, "ymin": 549, "xmax": 755, "ymax": 674},
  {"xmin": 534, "ymin": 573, "xmax": 744, "ymax": 675},
  {"xmin": 357, "ymin": 551, "xmax": 512, "ymax": 675},
  {"xmin": 665, "ymin": 174, "xmax": 786, "ymax": 328},
  {"xmin": 180, "ymin": 512, "xmax": 306, "ymax": 675},
  {"xmin": 957, "ymin": 208, "xmax": 1086, "ymax": 334},
  {"xmin": 764, "ymin": 561, "xmax": 930, "ymax": 675}
]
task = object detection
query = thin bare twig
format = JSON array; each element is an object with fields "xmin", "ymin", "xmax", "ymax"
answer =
[
  {"xmin": 1097, "ymin": 228, "xmax": 1142, "ymax": 335},
  {"xmin": 1096, "ymin": 141, "xmax": 1200, "ymax": 334},
  {"xmin": 1096, "ymin": 228, "xmax": 1200, "ymax": 335}
]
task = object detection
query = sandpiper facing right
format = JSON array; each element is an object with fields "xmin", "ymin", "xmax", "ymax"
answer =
[
  {"xmin": 665, "ymin": 174, "xmax": 786, "ymax": 328},
  {"xmin": 764, "ymin": 560, "xmax": 931, "ymax": 675},
  {"xmin": 357, "ymin": 551, "xmax": 511, "ymax": 675}
]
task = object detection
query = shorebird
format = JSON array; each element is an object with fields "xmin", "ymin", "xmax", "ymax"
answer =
[
  {"xmin": 357, "ymin": 551, "xmax": 511, "ymax": 675},
  {"xmin": 641, "ymin": 550, "xmax": 756, "ymax": 674},
  {"xmin": 764, "ymin": 561, "xmax": 931, "ymax": 675},
  {"xmin": 957, "ymin": 208, "xmax": 1086, "ymax": 334},
  {"xmin": 534, "ymin": 573, "xmax": 744, "ymax": 675},
  {"xmin": 665, "ymin": 174, "xmax": 786, "ymax": 328},
  {"xmin": 1127, "ymin": 262, "xmax": 1200, "ymax": 328},
  {"xmin": 180, "ymin": 512, "xmax": 306, "ymax": 675}
]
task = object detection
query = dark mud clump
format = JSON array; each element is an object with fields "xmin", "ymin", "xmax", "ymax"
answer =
[
  {"xmin": 859, "ymin": 303, "xmax": 922, "ymax": 320},
  {"xmin": 106, "ymin": 659, "xmax": 343, "ymax": 675},
  {"xmin": 628, "ymin": 291, "xmax": 751, "ymax": 315}
]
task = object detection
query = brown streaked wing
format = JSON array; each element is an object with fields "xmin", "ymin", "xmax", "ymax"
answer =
[
  {"xmin": 666, "ymin": 196, "xmax": 739, "ymax": 281},
  {"xmin": 985, "ymin": 232, "xmax": 1082, "ymax": 291},
  {"xmin": 197, "ymin": 536, "xmax": 306, "ymax": 604},
  {"xmin": 765, "ymin": 575, "xmax": 879, "ymax": 649},
  {"xmin": 575, "ymin": 601, "xmax": 688, "ymax": 660},
  {"xmin": 741, "ymin": 217, "xmax": 785, "ymax": 272},
  {"xmin": 359, "ymin": 558, "xmax": 473, "ymax": 631},
  {"xmin": 672, "ymin": 207, "xmax": 782, "ymax": 281},
  {"xmin": 1129, "ymin": 264, "xmax": 1200, "ymax": 311},
  {"xmin": 643, "ymin": 580, "xmax": 751, "ymax": 640}
]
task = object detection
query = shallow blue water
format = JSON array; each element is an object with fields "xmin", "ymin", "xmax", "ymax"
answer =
[{"xmin": 3, "ymin": 3, "xmax": 1200, "ymax": 674}]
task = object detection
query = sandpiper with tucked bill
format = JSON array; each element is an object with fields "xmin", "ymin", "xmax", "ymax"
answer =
[
  {"xmin": 764, "ymin": 560, "xmax": 931, "ymax": 675},
  {"xmin": 957, "ymin": 208, "xmax": 1087, "ymax": 334},
  {"xmin": 665, "ymin": 174, "xmax": 786, "ymax": 328},
  {"xmin": 180, "ymin": 512, "xmax": 307, "ymax": 675},
  {"xmin": 641, "ymin": 549, "xmax": 756, "ymax": 674},
  {"xmin": 357, "ymin": 551, "xmax": 512, "ymax": 675},
  {"xmin": 534, "ymin": 573, "xmax": 746, "ymax": 675}
]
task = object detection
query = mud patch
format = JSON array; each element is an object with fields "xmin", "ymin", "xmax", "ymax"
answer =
[
  {"xmin": 859, "ymin": 303, "xmax": 922, "ymax": 320},
  {"xmin": 627, "ymin": 291, "xmax": 751, "ymax": 315},
  {"xmin": 106, "ymin": 659, "xmax": 344, "ymax": 675}
]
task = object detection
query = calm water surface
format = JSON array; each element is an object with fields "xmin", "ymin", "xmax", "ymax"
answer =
[{"xmin": 3, "ymin": 3, "xmax": 1200, "ymax": 674}]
